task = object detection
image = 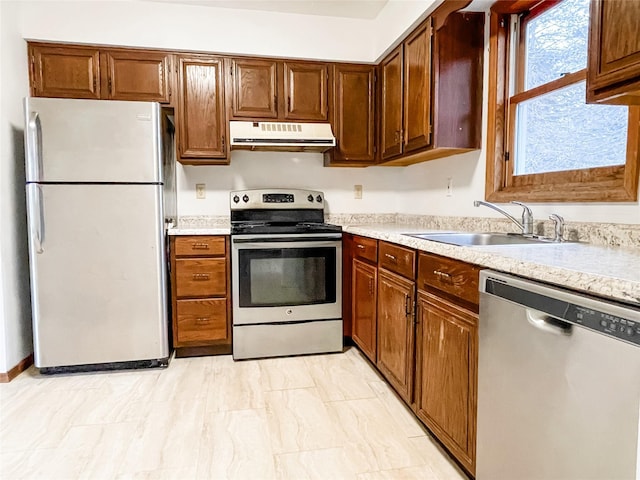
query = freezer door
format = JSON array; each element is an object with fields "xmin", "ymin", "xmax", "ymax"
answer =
[
  {"xmin": 24, "ymin": 97, "xmax": 161, "ymax": 183},
  {"xmin": 26, "ymin": 183, "xmax": 168, "ymax": 368}
]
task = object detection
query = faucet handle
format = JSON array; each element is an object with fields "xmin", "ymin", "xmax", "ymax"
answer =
[
  {"xmin": 510, "ymin": 201, "xmax": 533, "ymax": 234},
  {"xmin": 549, "ymin": 214, "xmax": 565, "ymax": 242}
]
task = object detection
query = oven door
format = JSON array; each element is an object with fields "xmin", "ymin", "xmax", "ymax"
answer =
[{"xmin": 231, "ymin": 233, "xmax": 342, "ymax": 325}]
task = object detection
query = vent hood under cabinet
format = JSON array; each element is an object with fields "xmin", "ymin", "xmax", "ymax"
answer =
[{"xmin": 230, "ymin": 121, "xmax": 336, "ymax": 153}]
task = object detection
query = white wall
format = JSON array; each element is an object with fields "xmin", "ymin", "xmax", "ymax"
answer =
[
  {"xmin": 0, "ymin": 1, "xmax": 32, "ymax": 373},
  {"xmin": 178, "ymin": 152, "xmax": 404, "ymax": 216}
]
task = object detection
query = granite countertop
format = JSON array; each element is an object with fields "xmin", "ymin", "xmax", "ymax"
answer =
[
  {"xmin": 344, "ymin": 224, "xmax": 640, "ymax": 307},
  {"xmin": 168, "ymin": 225, "xmax": 231, "ymax": 235}
]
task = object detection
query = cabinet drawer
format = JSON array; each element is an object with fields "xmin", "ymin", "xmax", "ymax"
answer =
[
  {"xmin": 174, "ymin": 236, "xmax": 225, "ymax": 257},
  {"xmin": 418, "ymin": 252, "xmax": 480, "ymax": 306},
  {"xmin": 175, "ymin": 258, "xmax": 226, "ymax": 297},
  {"xmin": 378, "ymin": 241, "xmax": 416, "ymax": 279},
  {"xmin": 353, "ymin": 236, "xmax": 378, "ymax": 263},
  {"xmin": 176, "ymin": 298, "xmax": 228, "ymax": 344}
]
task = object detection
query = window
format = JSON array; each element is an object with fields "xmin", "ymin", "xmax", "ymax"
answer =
[{"xmin": 486, "ymin": 0, "xmax": 639, "ymax": 202}]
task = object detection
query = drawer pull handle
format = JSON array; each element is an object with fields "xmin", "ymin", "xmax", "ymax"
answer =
[
  {"xmin": 384, "ymin": 253, "xmax": 397, "ymax": 262},
  {"xmin": 192, "ymin": 273, "xmax": 210, "ymax": 280},
  {"xmin": 192, "ymin": 243, "xmax": 210, "ymax": 250},
  {"xmin": 357, "ymin": 244, "xmax": 365, "ymax": 249},
  {"xmin": 433, "ymin": 270, "xmax": 452, "ymax": 283},
  {"xmin": 195, "ymin": 317, "xmax": 210, "ymax": 324}
]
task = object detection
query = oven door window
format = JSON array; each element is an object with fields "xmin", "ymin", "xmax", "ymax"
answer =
[{"xmin": 238, "ymin": 247, "xmax": 336, "ymax": 307}]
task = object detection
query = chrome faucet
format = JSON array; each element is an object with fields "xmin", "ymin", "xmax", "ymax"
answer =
[
  {"xmin": 548, "ymin": 214, "xmax": 565, "ymax": 242},
  {"xmin": 474, "ymin": 200, "xmax": 534, "ymax": 235}
]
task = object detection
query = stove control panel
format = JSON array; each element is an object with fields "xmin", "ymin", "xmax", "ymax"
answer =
[{"xmin": 230, "ymin": 189, "xmax": 324, "ymax": 210}]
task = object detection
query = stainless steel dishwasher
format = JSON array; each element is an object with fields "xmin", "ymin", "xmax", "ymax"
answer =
[{"xmin": 477, "ymin": 270, "xmax": 640, "ymax": 480}]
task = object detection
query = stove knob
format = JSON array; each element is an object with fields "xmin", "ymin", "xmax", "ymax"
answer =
[
  {"xmin": 232, "ymin": 195, "xmax": 240, "ymax": 204},
  {"xmin": 316, "ymin": 195, "xmax": 323, "ymax": 203},
  {"xmin": 242, "ymin": 195, "xmax": 249, "ymax": 203},
  {"xmin": 307, "ymin": 194, "xmax": 314, "ymax": 202}
]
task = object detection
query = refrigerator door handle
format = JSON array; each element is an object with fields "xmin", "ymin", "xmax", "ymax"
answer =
[
  {"xmin": 31, "ymin": 185, "xmax": 45, "ymax": 254},
  {"xmin": 27, "ymin": 111, "xmax": 43, "ymax": 181}
]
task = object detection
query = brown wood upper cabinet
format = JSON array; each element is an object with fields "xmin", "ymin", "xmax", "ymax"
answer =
[
  {"xmin": 101, "ymin": 50, "xmax": 172, "ymax": 103},
  {"xmin": 283, "ymin": 61, "xmax": 329, "ymax": 121},
  {"xmin": 380, "ymin": 19, "xmax": 433, "ymax": 162},
  {"xmin": 176, "ymin": 54, "xmax": 228, "ymax": 164},
  {"xmin": 29, "ymin": 44, "xmax": 101, "ymax": 99},
  {"xmin": 587, "ymin": 0, "xmax": 640, "ymax": 104},
  {"xmin": 229, "ymin": 58, "xmax": 278, "ymax": 118},
  {"xmin": 29, "ymin": 43, "xmax": 173, "ymax": 103},
  {"xmin": 228, "ymin": 58, "xmax": 330, "ymax": 122},
  {"xmin": 324, "ymin": 64, "xmax": 377, "ymax": 167},
  {"xmin": 379, "ymin": 9, "xmax": 484, "ymax": 166}
]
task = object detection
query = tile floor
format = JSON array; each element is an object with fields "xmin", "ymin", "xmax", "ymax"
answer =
[{"xmin": 0, "ymin": 347, "xmax": 469, "ymax": 479}]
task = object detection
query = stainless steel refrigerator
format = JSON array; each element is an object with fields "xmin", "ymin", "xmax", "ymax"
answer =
[{"xmin": 24, "ymin": 97, "xmax": 176, "ymax": 373}]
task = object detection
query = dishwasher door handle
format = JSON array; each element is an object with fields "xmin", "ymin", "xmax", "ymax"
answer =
[{"xmin": 526, "ymin": 309, "xmax": 573, "ymax": 336}]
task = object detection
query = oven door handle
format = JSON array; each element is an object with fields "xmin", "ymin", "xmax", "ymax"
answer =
[{"xmin": 233, "ymin": 236, "xmax": 341, "ymax": 244}]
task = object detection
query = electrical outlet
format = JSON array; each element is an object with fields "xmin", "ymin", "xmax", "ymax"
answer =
[
  {"xmin": 196, "ymin": 183, "xmax": 206, "ymax": 199},
  {"xmin": 446, "ymin": 178, "xmax": 453, "ymax": 197},
  {"xmin": 354, "ymin": 184, "xmax": 363, "ymax": 199}
]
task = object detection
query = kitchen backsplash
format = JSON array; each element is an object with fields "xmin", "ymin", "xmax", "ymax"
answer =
[{"xmin": 176, "ymin": 214, "xmax": 640, "ymax": 248}]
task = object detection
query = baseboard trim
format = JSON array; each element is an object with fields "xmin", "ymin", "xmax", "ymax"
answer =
[{"xmin": 0, "ymin": 353, "xmax": 34, "ymax": 383}]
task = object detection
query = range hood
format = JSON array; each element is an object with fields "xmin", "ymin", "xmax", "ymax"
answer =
[{"xmin": 230, "ymin": 121, "xmax": 336, "ymax": 153}]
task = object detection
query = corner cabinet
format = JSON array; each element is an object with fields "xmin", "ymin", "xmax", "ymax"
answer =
[
  {"xmin": 378, "ymin": 9, "xmax": 484, "ymax": 166},
  {"xmin": 176, "ymin": 55, "xmax": 228, "ymax": 164},
  {"xmin": 170, "ymin": 235, "xmax": 231, "ymax": 357},
  {"xmin": 29, "ymin": 43, "xmax": 173, "ymax": 103},
  {"xmin": 587, "ymin": 0, "xmax": 640, "ymax": 104},
  {"xmin": 325, "ymin": 64, "xmax": 377, "ymax": 166}
]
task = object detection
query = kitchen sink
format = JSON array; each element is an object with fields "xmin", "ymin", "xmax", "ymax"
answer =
[{"xmin": 404, "ymin": 232, "xmax": 558, "ymax": 246}]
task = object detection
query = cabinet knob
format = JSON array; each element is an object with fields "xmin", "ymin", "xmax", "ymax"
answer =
[
  {"xmin": 385, "ymin": 253, "xmax": 397, "ymax": 263},
  {"xmin": 192, "ymin": 242, "xmax": 210, "ymax": 250}
]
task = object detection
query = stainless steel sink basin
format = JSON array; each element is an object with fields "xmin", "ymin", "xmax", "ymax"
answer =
[{"xmin": 404, "ymin": 232, "xmax": 557, "ymax": 246}]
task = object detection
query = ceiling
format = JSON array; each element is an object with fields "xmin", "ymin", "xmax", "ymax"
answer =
[{"xmin": 144, "ymin": 0, "xmax": 390, "ymax": 19}]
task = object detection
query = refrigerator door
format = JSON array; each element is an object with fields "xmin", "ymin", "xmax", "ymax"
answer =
[
  {"xmin": 24, "ymin": 97, "xmax": 161, "ymax": 183},
  {"xmin": 26, "ymin": 183, "xmax": 168, "ymax": 368}
]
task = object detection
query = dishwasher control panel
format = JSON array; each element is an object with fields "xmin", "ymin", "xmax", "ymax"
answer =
[
  {"xmin": 482, "ymin": 272, "xmax": 640, "ymax": 348},
  {"xmin": 570, "ymin": 305, "xmax": 640, "ymax": 346}
]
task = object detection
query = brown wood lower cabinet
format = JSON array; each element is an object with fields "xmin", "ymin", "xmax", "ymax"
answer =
[
  {"xmin": 348, "ymin": 239, "xmax": 479, "ymax": 476},
  {"xmin": 415, "ymin": 290, "xmax": 478, "ymax": 474},
  {"xmin": 376, "ymin": 268, "xmax": 416, "ymax": 405},
  {"xmin": 352, "ymin": 258, "xmax": 377, "ymax": 361},
  {"xmin": 170, "ymin": 235, "xmax": 231, "ymax": 356}
]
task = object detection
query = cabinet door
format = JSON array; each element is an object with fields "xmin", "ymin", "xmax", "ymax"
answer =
[
  {"xmin": 380, "ymin": 46, "xmax": 404, "ymax": 160},
  {"xmin": 352, "ymin": 258, "xmax": 377, "ymax": 362},
  {"xmin": 587, "ymin": 0, "xmax": 640, "ymax": 103},
  {"xmin": 101, "ymin": 50, "xmax": 171, "ymax": 103},
  {"xmin": 415, "ymin": 290, "xmax": 477, "ymax": 474},
  {"xmin": 176, "ymin": 55, "xmax": 228, "ymax": 162},
  {"xmin": 230, "ymin": 58, "xmax": 278, "ymax": 118},
  {"xmin": 283, "ymin": 62, "xmax": 329, "ymax": 121},
  {"xmin": 404, "ymin": 19, "xmax": 433, "ymax": 152},
  {"xmin": 328, "ymin": 64, "xmax": 376, "ymax": 166},
  {"xmin": 29, "ymin": 44, "xmax": 101, "ymax": 99},
  {"xmin": 376, "ymin": 269, "xmax": 415, "ymax": 403}
]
